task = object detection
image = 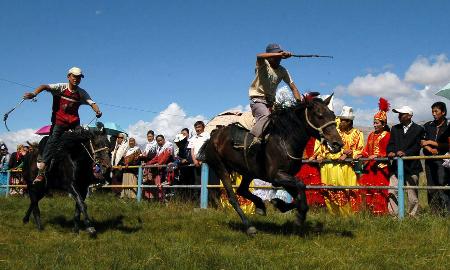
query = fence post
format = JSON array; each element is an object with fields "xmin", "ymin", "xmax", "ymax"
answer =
[
  {"xmin": 6, "ymin": 170, "xmax": 10, "ymax": 198},
  {"xmin": 397, "ymin": 158, "xmax": 405, "ymax": 219},
  {"xmin": 200, "ymin": 163, "xmax": 209, "ymax": 209},
  {"xmin": 137, "ymin": 165, "xmax": 143, "ymax": 202}
]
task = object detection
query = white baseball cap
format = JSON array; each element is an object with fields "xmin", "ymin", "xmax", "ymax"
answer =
[
  {"xmin": 68, "ymin": 67, "xmax": 84, "ymax": 78},
  {"xmin": 392, "ymin": 106, "xmax": 413, "ymax": 115}
]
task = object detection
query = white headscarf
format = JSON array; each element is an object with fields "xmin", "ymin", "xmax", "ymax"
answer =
[
  {"xmin": 144, "ymin": 139, "xmax": 157, "ymax": 156},
  {"xmin": 156, "ymin": 141, "xmax": 173, "ymax": 156},
  {"xmin": 112, "ymin": 133, "xmax": 129, "ymax": 166}
]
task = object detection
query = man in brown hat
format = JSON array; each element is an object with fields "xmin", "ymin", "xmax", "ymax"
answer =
[{"xmin": 248, "ymin": 43, "xmax": 302, "ymax": 150}]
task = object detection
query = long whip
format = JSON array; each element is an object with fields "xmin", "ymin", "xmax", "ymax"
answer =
[{"xmin": 3, "ymin": 99, "xmax": 25, "ymax": 131}]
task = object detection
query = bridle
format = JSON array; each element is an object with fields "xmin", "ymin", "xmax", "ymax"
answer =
[
  {"xmin": 282, "ymin": 106, "xmax": 336, "ymax": 160},
  {"xmin": 81, "ymin": 140, "xmax": 109, "ymax": 164},
  {"xmin": 304, "ymin": 107, "xmax": 336, "ymax": 143}
]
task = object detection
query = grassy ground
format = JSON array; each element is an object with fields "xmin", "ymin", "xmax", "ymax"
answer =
[{"xmin": 0, "ymin": 191, "xmax": 448, "ymax": 270}]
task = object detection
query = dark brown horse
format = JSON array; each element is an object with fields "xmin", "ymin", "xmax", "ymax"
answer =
[
  {"xmin": 22, "ymin": 126, "xmax": 111, "ymax": 237},
  {"xmin": 199, "ymin": 95, "xmax": 343, "ymax": 235}
]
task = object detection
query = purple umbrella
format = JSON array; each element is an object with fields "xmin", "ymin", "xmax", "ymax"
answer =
[{"xmin": 35, "ymin": 125, "xmax": 51, "ymax": 135}]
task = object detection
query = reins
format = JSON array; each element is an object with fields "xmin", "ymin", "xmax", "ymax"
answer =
[
  {"xmin": 81, "ymin": 140, "xmax": 109, "ymax": 163},
  {"xmin": 282, "ymin": 106, "xmax": 336, "ymax": 160}
]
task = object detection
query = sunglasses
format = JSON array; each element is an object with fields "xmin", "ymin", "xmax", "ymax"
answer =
[{"xmin": 117, "ymin": 136, "xmax": 124, "ymax": 139}]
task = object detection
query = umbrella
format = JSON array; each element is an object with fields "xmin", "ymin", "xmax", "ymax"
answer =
[
  {"xmin": 435, "ymin": 82, "xmax": 450, "ymax": 100},
  {"xmin": 88, "ymin": 121, "xmax": 127, "ymax": 136},
  {"xmin": 35, "ymin": 125, "xmax": 51, "ymax": 135}
]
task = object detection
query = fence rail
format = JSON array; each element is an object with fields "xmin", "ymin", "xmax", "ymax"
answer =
[{"xmin": 1, "ymin": 155, "xmax": 449, "ymax": 219}]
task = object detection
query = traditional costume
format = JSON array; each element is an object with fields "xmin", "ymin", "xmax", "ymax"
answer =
[
  {"xmin": 358, "ymin": 98, "xmax": 391, "ymax": 215},
  {"xmin": 316, "ymin": 106, "xmax": 364, "ymax": 216},
  {"xmin": 295, "ymin": 137, "xmax": 325, "ymax": 207},
  {"xmin": 121, "ymin": 143, "xmax": 141, "ymax": 199}
]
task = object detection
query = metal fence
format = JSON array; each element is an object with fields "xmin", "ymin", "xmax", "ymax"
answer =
[{"xmin": 1, "ymin": 156, "xmax": 449, "ymax": 219}]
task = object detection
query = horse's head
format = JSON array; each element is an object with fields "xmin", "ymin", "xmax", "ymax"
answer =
[
  {"xmin": 89, "ymin": 128, "xmax": 112, "ymax": 180},
  {"xmin": 303, "ymin": 94, "xmax": 343, "ymax": 153}
]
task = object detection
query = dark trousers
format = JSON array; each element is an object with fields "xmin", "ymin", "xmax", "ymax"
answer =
[
  {"xmin": 425, "ymin": 160, "xmax": 450, "ymax": 214},
  {"xmin": 42, "ymin": 125, "xmax": 72, "ymax": 164}
]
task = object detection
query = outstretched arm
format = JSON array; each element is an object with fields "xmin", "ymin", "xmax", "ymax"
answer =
[
  {"xmin": 90, "ymin": 103, "xmax": 102, "ymax": 118},
  {"xmin": 257, "ymin": 51, "xmax": 292, "ymax": 59},
  {"xmin": 23, "ymin": 85, "xmax": 51, "ymax": 99},
  {"xmin": 288, "ymin": 82, "xmax": 302, "ymax": 101}
]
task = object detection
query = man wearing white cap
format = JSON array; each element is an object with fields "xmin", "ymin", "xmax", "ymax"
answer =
[
  {"xmin": 387, "ymin": 105, "xmax": 424, "ymax": 216},
  {"xmin": 23, "ymin": 67, "xmax": 102, "ymax": 183}
]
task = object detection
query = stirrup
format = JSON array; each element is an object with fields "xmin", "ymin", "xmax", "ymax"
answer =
[
  {"xmin": 247, "ymin": 137, "xmax": 262, "ymax": 154},
  {"xmin": 249, "ymin": 137, "xmax": 262, "ymax": 148}
]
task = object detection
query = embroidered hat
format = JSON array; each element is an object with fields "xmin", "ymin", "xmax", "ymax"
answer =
[
  {"xmin": 0, "ymin": 144, "xmax": 7, "ymax": 150},
  {"xmin": 173, "ymin": 133, "xmax": 186, "ymax": 143},
  {"xmin": 392, "ymin": 105, "xmax": 413, "ymax": 115},
  {"xmin": 266, "ymin": 43, "xmax": 283, "ymax": 53},
  {"xmin": 68, "ymin": 67, "xmax": 84, "ymax": 78},
  {"xmin": 338, "ymin": 106, "xmax": 355, "ymax": 120},
  {"xmin": 374, "ymin": 97, "xmax": 390, "ymax": 123}
]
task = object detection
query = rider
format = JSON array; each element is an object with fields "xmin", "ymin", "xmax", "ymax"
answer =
[
  {"xmin": 23, "ymin": 67, "xmax": 102, "ymax": 183},
  {"xmin": 248, "ymin": 43, "xmax": 302, "ymax": 150}
]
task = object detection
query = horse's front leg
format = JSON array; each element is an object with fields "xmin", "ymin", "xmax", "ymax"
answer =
[
  {"xmin": 272, "ymin": 171, "xmax": 309, "ymax": 226},
  {"xmin": 68, "ymin": 184, "xmax": 96, "ymax": 237},
  {"xmin": 73, "ymin": 203, "xmax": 81, "ymax": 233},
  {"xmin": 236, "ymin": 174, "xmax": 266, "ymax": 216}
]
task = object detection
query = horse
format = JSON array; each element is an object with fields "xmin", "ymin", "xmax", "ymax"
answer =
[
  {"xmin": 22, "ymin": 126, "xmax": 111, "ymax": 237},
  {"xmin": 199, "ymin": 94, "xmax": 343, "ymax": 235}
]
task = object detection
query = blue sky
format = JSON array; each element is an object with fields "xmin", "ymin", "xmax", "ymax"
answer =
[{"xmin": 1, "ymin": 0, "xmax": 450, "ymax": 148}]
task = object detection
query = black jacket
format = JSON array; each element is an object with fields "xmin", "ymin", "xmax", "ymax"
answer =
[{"xmin": 387, "ymin": 122, "xmax": 424, "ymax": 176}]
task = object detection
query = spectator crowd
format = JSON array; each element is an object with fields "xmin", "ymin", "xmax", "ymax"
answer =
[{"xmin": 1, "ymin": 100, "xmax": 450, "ymax": 217}]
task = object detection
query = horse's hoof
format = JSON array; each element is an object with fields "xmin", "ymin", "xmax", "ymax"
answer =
[
  {"xmin": 23, "ymin": 218, "xmax": 29, "ymax": 224},
  {"xmin": 246, "ymin": 226, "xmax": 257, "ymax": 236},
  {"xmin": 72, "ymin": 227, "xmax": 80, "ymax": 234},
  {"xmin": 255, "ymin": 208, "xmax": 266, "ymax": 216},
  {"xmin": 86, "ymin": 227, "xmax": 97, "ymax": 238}
]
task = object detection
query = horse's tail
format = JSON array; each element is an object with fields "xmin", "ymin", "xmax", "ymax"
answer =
[{"xmin": 196, "ymin": 139, "xmax": 210, "ymax": 162}]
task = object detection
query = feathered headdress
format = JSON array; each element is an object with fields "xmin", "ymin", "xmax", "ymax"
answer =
[{"xmin": 374, "ymin": 97, "xmax": 390, "ymax": 123}]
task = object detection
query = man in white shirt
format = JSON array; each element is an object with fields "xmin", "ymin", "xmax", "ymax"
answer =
[{"xmin": 188, "ymin": 121, "xmax": 210, "ymax": 168}]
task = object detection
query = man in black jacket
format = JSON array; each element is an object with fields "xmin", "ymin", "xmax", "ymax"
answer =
[
  {"xmin": 421, "ymin": 102, "xmax": 450, "ymax": 215},
  {"xmin": 387, "ymin": 106, "xmax": 424, "ymax": 217}
]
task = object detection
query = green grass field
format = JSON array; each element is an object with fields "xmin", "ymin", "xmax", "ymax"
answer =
[{"xmin": 0, "ymin": 192, "xmax": 449, "ymax": 270}]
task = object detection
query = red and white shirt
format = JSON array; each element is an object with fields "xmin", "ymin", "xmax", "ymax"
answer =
[{"xmin": 47, "ymin": 83, "xmax": 95, "ymax": 127}]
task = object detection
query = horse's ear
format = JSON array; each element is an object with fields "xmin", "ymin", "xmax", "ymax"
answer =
[{"xmin": 324, "ymin": 93, "xmax": 334, "ymax": 106}]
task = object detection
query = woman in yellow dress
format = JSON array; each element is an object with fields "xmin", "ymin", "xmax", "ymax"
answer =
[{"xmin": 315, "ymin": 106, "xmax": 364, "ymax": 216}]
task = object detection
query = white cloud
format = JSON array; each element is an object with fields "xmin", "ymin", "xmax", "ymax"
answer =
[
  {"xmin": 95, "ymin": 10, "xmax": 102, "ymax": 15},
  {"xmin": 0, "ymin": 129, "xmax": 41, "ymax": 152},
  {"xmin": 405, "ymin": 54, "xmax": 450, "ymax": 86},
  {"xmin": 336, "ymin": 54, "xmax": 450, "ymax": 126},
  {"xmin": 346, "ymin": 72, "xmax": 411, "ymax": 98},
  {"xmin": 126, "ymin": 102, "xmax": 207, "ymax": 145}
]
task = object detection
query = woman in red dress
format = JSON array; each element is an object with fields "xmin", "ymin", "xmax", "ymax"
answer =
[
  {"xmin": 295, "ymin": 137, "xmax": 325, "ymax": 207},
  {"xmin": 356, "ymin": 98, "xmax": 391, "ymax": 215}
]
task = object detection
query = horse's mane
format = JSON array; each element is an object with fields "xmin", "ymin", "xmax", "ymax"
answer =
[
  {"xmin": 267, "ymin": 102, "xmax": 307, "ymax": 139},
  {"xmin": 267, "ymin": 97, "xmax": 325, "ymax": 139}
]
